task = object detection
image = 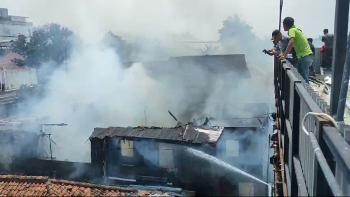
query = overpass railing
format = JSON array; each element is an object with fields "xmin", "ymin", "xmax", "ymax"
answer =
[{"xmin": 274, "ymin": 58, "xmax": 350, "ymax": 196}]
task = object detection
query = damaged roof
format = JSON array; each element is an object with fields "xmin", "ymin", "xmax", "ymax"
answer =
[
  {"xmin": 169, "ymin": 54, "xmax": 250, "ymax": 76},
  {"xmin": 143, "ymin": 54, "xmax": 250, "ymax": 80},
  {"xmin": 90, "ymin": 125, "xmax": 224, "ymax": 144},
  {"xmin": 0, "ymin": 52, "xmax": 26, "ymax": 69},
  {"xmin": 0, "ymin": 175, "xmax": 169, "ymax": 197}
]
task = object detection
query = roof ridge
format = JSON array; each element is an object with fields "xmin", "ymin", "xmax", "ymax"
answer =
[
  {"xmin": 0, "ymin": 175, "xmax": 49, "ymax": 183},
  {"xmin": 0, "ymin": 175, "xmax": 135, "ymax": 191},
  {"xmin": 0, "ymin": 175, "xmax": 165, "ymax": 196},
  {"xmin": 49, "ymin": 178, "xmax": 136, "ymax": 192}
]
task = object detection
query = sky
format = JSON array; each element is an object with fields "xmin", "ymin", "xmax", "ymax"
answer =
[{"xmin": 2, "ymin": 0, "xmax": 336, "ymax": 41}]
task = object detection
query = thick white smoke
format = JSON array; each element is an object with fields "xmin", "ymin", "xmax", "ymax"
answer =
[
  {"xmin": 15, "ymin": 39, "xmax": 274, "ymax": 162},
  {"xmin": 8, "ymin": 3, "xmax": 274, "ymax": 162},
  {"xmin": 21, "ymin": 43, "xmax": 175, "ymax": 161}
]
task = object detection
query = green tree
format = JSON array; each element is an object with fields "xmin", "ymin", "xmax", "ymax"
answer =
[
  {"xmin": 12, "ymin": 23, "xmax": 74, "ymax": 67},
  {"xmin": 11, "ymin": 34, "xmax": 27, "ymax": 56}
]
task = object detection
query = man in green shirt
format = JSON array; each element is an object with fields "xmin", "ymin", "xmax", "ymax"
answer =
[{"xmin": 281, "ymin": 17, "xmax": 313, "ymax": 83}]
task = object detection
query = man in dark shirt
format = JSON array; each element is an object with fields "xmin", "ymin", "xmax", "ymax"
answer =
[
  {"xmin": 269, "ymin": 29, "xmax": 297, "ymax": 65},
  {"xmin": 321, "ymin": 29, "xmax": 334, "ymax": 69},
  {"xmin": 322, "ymin": 29, "xmax": 334, "ymax": 49}
]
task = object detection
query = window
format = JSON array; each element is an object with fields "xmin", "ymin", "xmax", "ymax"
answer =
[
  {"xmin": 159, "ymin": 143, "xmax": 174, "ymax": 169},
  {"xmin": 226, "ymin": 140, "xmax": 239, "ymax": 157},
  {"xmin": 120, "ymin": 139, "xmax": 134, "ymax": 157}
]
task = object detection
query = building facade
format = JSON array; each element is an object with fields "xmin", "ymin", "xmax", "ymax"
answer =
[{"xmin": 0, "ymin": 8, "xmax": 33, "ymax": 42}]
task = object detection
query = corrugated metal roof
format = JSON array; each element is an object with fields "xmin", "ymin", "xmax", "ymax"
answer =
[
  {"xmin": 90, "ymin": 126, "xmax": 224, "ymax": 144},
  {"xmin": 209, "ymin": 118, "xmax": 265, "ymax": 128}
]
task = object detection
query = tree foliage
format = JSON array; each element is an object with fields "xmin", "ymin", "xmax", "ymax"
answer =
[
  {"xmin": 11, "ymin": 23, "xmax": 74, "ymax": 67},
  {"xmin": 11, "ymin": 34, "xmax": 27, "ymax": 56},
  {"xmin": 103, "ymin": 32, "xmax": 131, "ymax": 63}
]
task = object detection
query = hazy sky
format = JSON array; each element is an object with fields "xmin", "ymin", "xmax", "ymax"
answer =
[{"xmin": 2, "ymin": 0, "xmax": 336, "ymax": 40}]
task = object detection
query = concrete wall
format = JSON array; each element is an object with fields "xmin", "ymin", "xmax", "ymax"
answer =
[
  {"xmin": 0, "ymin": 22, "xmax": 32, "ymax": 42},
  {"xmin": 0, "ymin": 68, "xmax": 38, "ymax": 91}
]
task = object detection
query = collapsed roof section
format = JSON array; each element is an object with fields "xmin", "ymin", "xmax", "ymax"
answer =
[
  {"xmin": 143, "ymin": 54, "xmax": 250, "ymax": 78},
  {"xmin": 169, "ymin": 54, "xmax": 250, "ymax": 76},
  {"xmin": 91, "ymin": 125, "xmax": 224, "ymax": 145}
]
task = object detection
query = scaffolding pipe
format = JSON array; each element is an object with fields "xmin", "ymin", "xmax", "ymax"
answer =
[
  {"xmin": 330, "ymin": 0, "xmax": 350, "ymax": 118},
  {"xmin": 336, "ymin": 34, "xmax": 350, "ymax": 121},
  {"xmin": 278, "ymin": 0, "xmax": 283, "ymax": 31}
]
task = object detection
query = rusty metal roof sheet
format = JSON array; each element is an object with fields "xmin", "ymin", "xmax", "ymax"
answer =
[{"xmin": 90, "ymin": 126, "xmax": 224, "ymax": 144}]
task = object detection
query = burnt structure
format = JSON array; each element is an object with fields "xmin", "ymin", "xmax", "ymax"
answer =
[{"xmin": 90, "ymin": 116, "xmax": 270, "ymax": 196}]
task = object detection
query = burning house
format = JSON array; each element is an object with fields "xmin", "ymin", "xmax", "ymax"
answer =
[
  {"xmin": 89, "ymin": 115, "xmax": 270, "ymax": 196},
  {"xmin": 90, "ymin": 125, "xmax": 224, "ymax": 181},
  {"xmin": 87, "ymin": 54, "xmax": 271, "ymax": 196}
]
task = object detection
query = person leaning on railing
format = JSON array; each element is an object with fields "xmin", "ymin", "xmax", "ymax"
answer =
[
  {"xmin": 263, "ymin": 29, "xmax": 297, "ymax": 66},
  {"xmin": 280, "ymin": 17, "xmax": 313, "ymax": 83},
  {"xmin": 272, "ymin": 29, "xmax": 297, "ymax": 65}
]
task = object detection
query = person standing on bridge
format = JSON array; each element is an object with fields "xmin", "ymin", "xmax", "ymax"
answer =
[
  {"xmin": 321, "ymin": 29, "xmax": 334, "ymax": 71},
  {"xmin": 280, "ymin": 17, "xmax": 313, "ymax": 83},
  {"xmin": 271, "ymin": 29, "xmax": 297, "ymax": 65}
]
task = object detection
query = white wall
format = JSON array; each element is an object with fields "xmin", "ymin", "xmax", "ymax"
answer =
[
  {"xmin": 0, "ymin": 68, "xmax": 38, "ymax": 91},
  {"xmin": 0, "ymin": 22, "xmax": 32, "ymax": 42}
]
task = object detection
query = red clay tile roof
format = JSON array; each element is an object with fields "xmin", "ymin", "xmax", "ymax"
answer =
[
  {"xmin": 0, "ymin": 53, "xmax": 24, "ymax": 69},
  {"xmin": 0, "ymin": 175, "xmax": 168, "ymax": 197}
]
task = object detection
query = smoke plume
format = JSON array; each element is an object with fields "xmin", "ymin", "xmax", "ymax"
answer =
[{"xmin": 9, "ymin": 8, "xmax": 274, "ymax": 162}]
